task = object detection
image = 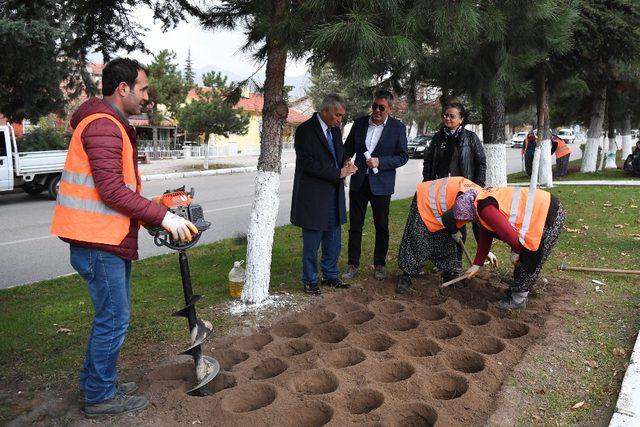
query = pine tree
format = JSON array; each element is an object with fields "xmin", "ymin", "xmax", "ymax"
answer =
[
  {"xmin": 173, "ymin": 0, "xmax": 314, "ymax": 304},
  {"xmin": 184, "ymin": 48, "xmax": 196, "ymax": 86}
]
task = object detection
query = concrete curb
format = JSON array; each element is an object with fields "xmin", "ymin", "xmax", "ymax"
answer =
[
  {"xmin": 508, "ymin": 180, "xmax": 640, "ymax": 187},
  {"xmin": 610, "ymin": 331, "xmax": 640, "ymax": 426},
  {"xmin": 141, "ymin": 162, "xmax": 296, "ymax": 182}
]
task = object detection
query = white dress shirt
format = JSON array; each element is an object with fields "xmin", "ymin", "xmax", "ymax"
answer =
[{"xmin": 365, "ymin": 116, "xmax": 387, "ymax": 154}]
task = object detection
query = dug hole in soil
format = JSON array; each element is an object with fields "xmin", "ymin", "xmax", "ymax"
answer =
[{"xmin": 11, "ymin": 270, "xmax": 571, "ymax": 426}]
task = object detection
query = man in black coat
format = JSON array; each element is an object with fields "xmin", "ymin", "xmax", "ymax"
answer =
[
  {"xmin": 290, "ymin": 93, "xmax": 358, "ymax": 295},
  {"xmin": 341, "ymin": 90, "xmax": 409, "ymax": 281}
]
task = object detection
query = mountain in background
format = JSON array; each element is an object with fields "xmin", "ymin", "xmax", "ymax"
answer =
[{"xmin": 191, "ymin": 65, "xmax": 309, "ymax": 99}]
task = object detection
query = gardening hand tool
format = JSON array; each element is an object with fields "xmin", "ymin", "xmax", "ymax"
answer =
[
  {"xmin": 451, "ymin": 236, "xmax": 473, "ymax": 267},
  {"xmin": 440, "ymin": 271, "xmax": 473, "ymax": 288},
  {"xmin": 148, "ymin": 186, "xmax": 219, "ymax": 396},
  {"xmin": 559, "ymin": 257, "xmax": 640, "ymax": 275}
]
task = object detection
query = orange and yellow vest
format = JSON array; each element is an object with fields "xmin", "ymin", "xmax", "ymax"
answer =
[
  {"xmin": 51, "ymin": 113, "xmax": 141, "ymax": 245},
  {"xmin": 416, "ymin": 177, "xmax": 482, "ymax": 232},
  {"xmin": 554, "ymin": 137, "xmax": 571, "ymax": 159},
  {"xmin": 474, "ymin": 187, "xmax": 550, "ymax": 251}
]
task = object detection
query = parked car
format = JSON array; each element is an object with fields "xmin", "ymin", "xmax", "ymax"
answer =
[
  {"xmin": 407, "ymin": 134, "xmax": 434, "ymax": 158},
  {"xmin": 557, "ymin": 128, "xmax": 576, "ymax": 143},
  {"xmin": 511, "ymin": 131, "xmax": 528, "ymax": 148}
]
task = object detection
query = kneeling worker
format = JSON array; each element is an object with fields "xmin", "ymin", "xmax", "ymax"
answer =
[
  {"xmin": 396, "ymin": 177, "xmax": 497, "ymax": 294},
  {"xmin": 455, "ymin": 186, "xmax": 565, "ymax": 310}
]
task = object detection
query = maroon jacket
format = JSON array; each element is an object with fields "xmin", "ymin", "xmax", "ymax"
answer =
[{"xmin": 62, "ymin": 97, "xmax": 167, "ymax": 260}]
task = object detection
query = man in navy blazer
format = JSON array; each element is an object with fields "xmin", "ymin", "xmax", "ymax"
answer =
[
  {"xmin": 342, "ymin": 90, "xmax": 409, "ymax": 281},
  {"xmin": 291, "ymin": 94, "xmax": 358, "ymax": 295}
]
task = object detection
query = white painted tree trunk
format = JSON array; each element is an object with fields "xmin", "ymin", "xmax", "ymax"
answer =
[
  {"xmin": 203, "ymin": 135, "xmax": 213, "ymax": 170},
  {"xmin": 598, "ymin": 136, "xmax": 606, "ymax": 171},
  {"xmin": 529, "ymin": 145, "xmax": 542, "ymax": 191},
  {"xmin": 483, "ymin": 143, "xmax": 507, "ymax": 187},
  {"xmin": 581, "ymin": 85, "xmax": 606, "ymax": 172},
  {"xmin": 622, "ymin": 133, "xmax": 633, "ymax": 159},
  {"xmin": 581, "ymin": 137, "xmax": 600, "ymax": 173},
  {"xmin": 622, "ymin": 115, "xmax": 633, "ymax": 159},
  {"xmin": 408, "ymin": 121, "xmax": 418, "ymax": 139},
  {"xmin": 537, "ymin": 139, "xmax": 553, "ymax": 187},
  {"xmin": 241, "ymin": 171, "xmax": 280, "ymax": 304},
  {"xmin": 604, "ymin": 136, "xmax": 618, "ymax": 169}
]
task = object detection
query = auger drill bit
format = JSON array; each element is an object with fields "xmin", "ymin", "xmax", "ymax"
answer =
[
  {"xmin": 148, "ymin": 187, "xmax": 219, "ymax": 396},
  {"xmin": 174, "ymin": 250, "xmax": 219, "ymax": 396}
]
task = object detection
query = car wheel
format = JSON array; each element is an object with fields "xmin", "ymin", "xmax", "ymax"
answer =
[
  {"xmin": 23, "ymin": 183, "xmax": 44, "ymax": 195},
  {"xmin": 47, "ymin": 174, "xmax": 61, "ymax": 200}
]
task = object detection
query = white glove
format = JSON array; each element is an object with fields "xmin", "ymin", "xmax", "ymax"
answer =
[
  {"xmin": 451, "ymin": 231, "xmax": 463, "ymax": 244},
  {"xmin": 510, "ymin": 251, "xmax": 520, "ymax": 265},
  {"xmin": 486, "ymin": 252, "xmax": 498, "ymax": 267},
  {"xmin": 465, "ymin": 265, "xmax": 481, "ymax": 278},
  {"xmin": 162, "ymin": 211, "xmax": 198, "ymax": 242}
]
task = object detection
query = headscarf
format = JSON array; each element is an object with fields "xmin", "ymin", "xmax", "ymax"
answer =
[{"xmin": 452, "ymin": 189, "xmax": 478, "ymax": 221}]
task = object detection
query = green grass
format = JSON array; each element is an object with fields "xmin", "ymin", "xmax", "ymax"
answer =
[{"xmin": 1, "ymin": 171, "xmax": 639, "ymax": 423}]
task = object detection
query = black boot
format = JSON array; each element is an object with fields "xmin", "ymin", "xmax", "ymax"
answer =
[{"xmin": 396, "ymin": 273, "xmax": 412, "ymax": 294}]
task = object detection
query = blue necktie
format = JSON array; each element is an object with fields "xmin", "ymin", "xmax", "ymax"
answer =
[{"xmin": 326, "ymin": 128, "xmax": 337, "ymax": 166}]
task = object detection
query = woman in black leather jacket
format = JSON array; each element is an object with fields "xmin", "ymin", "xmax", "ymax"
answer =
[
  {"xmin": 421, "ymin": 102, "xmax": 487, "ymax": 270},
  {"xmin": 422, "ymin": 102, "xmax": 486, "ymax": 186}
]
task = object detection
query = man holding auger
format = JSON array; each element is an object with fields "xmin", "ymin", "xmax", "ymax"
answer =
[{"xmin": 51, "ymin": 58, "xmax": 197, "ymax": 417}]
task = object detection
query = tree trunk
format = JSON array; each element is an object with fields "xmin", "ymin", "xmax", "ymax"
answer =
[
  {"xmin": 536, "ymin": 66, "xmax": 553, "ymax": 188},
  {"xmin": 241, "ymin": 0, "xmax": 288, "ymax": 304},
  {"xmin": 203, "ymin": 132, "xmax": 210, "ymax": 169},
  {"xmin": 152, "ymin": 126, "xmax": 159, "ymax": 160},
  {"xmin": 580, "ymin": 84, "xmax": 606, "ymax": 172},
  {"xmin": 604, "ymin": 94, "xmax": 618, "ymax": 169},
  {"xmin": 622, "ymin": 112, "xmax": 633, "ymax": 159},
  {"xmin": 481, "ymin": 77, "xmax": 507, "ymax": 187}
]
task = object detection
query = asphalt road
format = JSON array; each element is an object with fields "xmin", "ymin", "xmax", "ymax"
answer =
[{"xmin": 0, "ymin": 146, "xmax": 580, "ymax": 288}]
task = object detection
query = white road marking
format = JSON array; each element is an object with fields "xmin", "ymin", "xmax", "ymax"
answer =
[
  {"xmin": 0, "ymin": 235, "xmax": 56, "ymax": 247},
  {"xmin": 203, "ymin": 203, "xmax": 253, "ymax": 214}
]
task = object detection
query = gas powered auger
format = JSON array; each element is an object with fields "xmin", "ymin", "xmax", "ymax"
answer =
[{"xmin": 148, "ymin": 186, "xmax": 220, "ymax": 395}]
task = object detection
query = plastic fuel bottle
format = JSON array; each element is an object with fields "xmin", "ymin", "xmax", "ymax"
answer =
[{"xmin": 228, "ymin": 260, "xmax": 245, "ymax": 298}]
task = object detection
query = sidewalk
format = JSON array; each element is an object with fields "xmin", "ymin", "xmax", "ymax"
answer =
[
  {"xmin": 509, "ymin": 180, "xmax": 640, "ymax": 187},
  {"xmin": 138, "ymin": 150, "xmax": 297, "ymax": 181}
]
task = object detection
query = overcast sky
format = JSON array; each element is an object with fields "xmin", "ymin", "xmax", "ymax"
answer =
[{"xmin": 109, "ymin": 5, "xmax": 309, "ymax": 81}]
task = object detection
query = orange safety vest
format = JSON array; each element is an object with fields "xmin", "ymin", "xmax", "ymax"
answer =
[
  {"xmin": 50, "ymin": 113, "xmax": 141, "ymax": 245},
  {"xmin": 554, "ymin": 137, "xmax": 571, "ymax": 159},
  {"xmin": 416, "ymin": 177, "xmax": 482, "ymax": 232},
  {"xmin": 474, "ymin": 187, "xmax": 550, "ymax": 251}
]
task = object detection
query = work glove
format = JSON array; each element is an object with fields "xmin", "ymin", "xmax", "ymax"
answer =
[
  {"xmin": 486, "ymin": 252, "xmax": 498, "ymax": 267},
  {"xmin": 162, "ymin": 211, "xmax": 199, "ymax": 242},
  {"xmin": 451, "ymin": 231, "xmax": 463, "ymax": 244},
  {"xmin": 510, "ymin": 250, "xmax": 520, "ymax": 266},
  {"xmin": 465, "ymin": 265, "xmax": 481, "ymax": 278}
]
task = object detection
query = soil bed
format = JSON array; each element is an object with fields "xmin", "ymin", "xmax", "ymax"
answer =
[{"xmin": 8, "ymin": 270, "xmax": 574, "ymax": 426}]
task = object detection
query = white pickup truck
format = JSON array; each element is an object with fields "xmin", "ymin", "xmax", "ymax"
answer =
[{"xmin": 0, "ymin": 124, "xmax": 67, "ymax": 199}]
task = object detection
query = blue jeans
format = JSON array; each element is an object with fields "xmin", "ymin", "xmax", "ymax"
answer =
[
  {"xmin": 70, "ymin": 245, "xmax": 131, "ymax": 404},
  {"xmin": 301, "ymin": 226, "xmax": 341, "ymax": 285}
]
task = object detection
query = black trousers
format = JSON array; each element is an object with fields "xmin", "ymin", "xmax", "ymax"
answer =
[
  {"xmin": 348, "ymin": 176, "xmax": 391, "ymax": 267},
  {"xmin": 555, "ymin": 155, "xmax": 569, "ymax": 177}
]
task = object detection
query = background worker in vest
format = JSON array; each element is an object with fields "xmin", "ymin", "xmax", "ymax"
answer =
[
  {"xmin": 341, "ymin": 90, "xmax": 409, "ymax": 281},
  {"xmin": 51, "ymin": 58, "xmax": 197, "ymax": 417},
  {"xmin": 396, "ymin": 177, "xmax": 497, "ymax": 294},
  {"xmin": 551, "ymin": 133, "xmax": 571, "ymax": 177},
  {"xmin": 522, "ymin": 130, "xmax": 537, "ymax": 177},
  {"xmin": 450, "ymin": 187, "xmax": 565, "ymax": 310}
]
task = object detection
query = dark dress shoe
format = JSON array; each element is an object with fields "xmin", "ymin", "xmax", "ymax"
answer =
[
  {"xmin": 321, "ymin": 278, "xmax": 350, "ymax": 289},
  {"xmin": 303, "ymin": 283, "xmax": 321, "ymax": 295}
]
